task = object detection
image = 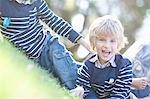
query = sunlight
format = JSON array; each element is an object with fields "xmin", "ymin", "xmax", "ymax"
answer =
[{"xmin": 71, "ymin": 13, "xmax": 85, "ymax": 32}]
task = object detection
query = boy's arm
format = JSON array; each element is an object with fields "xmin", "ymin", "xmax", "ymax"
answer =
[
  {"xmin": 35, "ymin": 0, "xmax": 91, "ymax": 51},
  {"xmin": 111, "ymin": 64, "xmax": 133, "ymax": 99},
  {"xmin": 123, "ymin": 38, "xmax": 150, "ymax": 62},
  {"xmin": 123, "ymin": 40, "xmax": 144, "ymax": 62},
  {"xmin": 70, "ymin": 64, "xmax": 91, "ymax": 98},
  {"xmin": 75, "ymin": 64, "xmax": 91, "ymax": 97},
  {"xmin": 77, "ymin": 37, "xmax": 92, "ymax": 52}
]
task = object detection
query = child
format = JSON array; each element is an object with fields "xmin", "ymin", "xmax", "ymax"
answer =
[
  {"xmin": 124, "ymin": 41, "xmax": 150, "ymax": 98},
  {"xmin": 0, "ymin": 0, "xmax": 91, "ymax": 90},
  {"xmin": 71, "ymin": 15, "xmax": 133, "ymax": 99}
]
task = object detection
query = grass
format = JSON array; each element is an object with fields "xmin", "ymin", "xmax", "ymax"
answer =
[{"xmin": 0, "ymin": 37, "xmax": 77, "ymax": 99}]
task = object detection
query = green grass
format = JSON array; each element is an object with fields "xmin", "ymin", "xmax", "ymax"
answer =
[{"xmin": 0, "ymin": 38, "xmax": 77, "ymax": 99}]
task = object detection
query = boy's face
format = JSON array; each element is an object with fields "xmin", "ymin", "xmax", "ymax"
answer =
[{"xmin": 94, "ymin": 33, "xmax": 119, "ymax": 64}]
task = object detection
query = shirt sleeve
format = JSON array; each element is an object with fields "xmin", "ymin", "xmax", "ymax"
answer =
[
  {"xmin": 111, "ymin": 64, "xmax": 133, "ymax": 99},
  {"xmin": 76, "ymin": 64, "xmax": 91, "ymax": 97},
  {"xmin": 35, "ymin": 0, "xmax": 82, "ymax": 43}
]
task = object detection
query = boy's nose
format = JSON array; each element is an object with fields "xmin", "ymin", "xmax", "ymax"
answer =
[{"xmin": 104, "ymin": 41, "xmax": 111, "ymax": 47}]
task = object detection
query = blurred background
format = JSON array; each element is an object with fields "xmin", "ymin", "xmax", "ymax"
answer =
[
  {"xmin": 45, "ymin": 0, "xmax": 150, "ymax": 60},
  {"xmin": 0, "ymin": 0, "xmax": 150, "ymax": 99}
]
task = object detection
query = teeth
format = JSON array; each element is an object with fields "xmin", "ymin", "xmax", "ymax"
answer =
[
  {"xmin": 102, "ymin": 50, "xmax": 110, "ymax": 57},
  {"xmin": 102, "ymin": 50, "xmax": 110, "ymax": 53},
  {"xmin": 103, "ymin": 52, "xmax": 109, "ymax": 55}
]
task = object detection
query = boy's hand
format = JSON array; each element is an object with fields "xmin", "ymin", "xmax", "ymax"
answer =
[
  {"xmin": 132, "ymin": 77, "xmax": 148, "ymax": 89},
  {"xmin": 129, "ymin": 92, "xmax": 138, "ymax": 99},
  {"xmin": 70, "ymin": 86, "xmax": 84, "ymax": 99},
  {"xmin": 77, "ymin": 37, "xmax": 93, "ymax": 52}
]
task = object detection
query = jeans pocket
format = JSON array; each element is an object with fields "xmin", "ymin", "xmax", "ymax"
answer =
[{"xmin": 53, "ymin": 49, "xmax": 77, "ymax": 79}]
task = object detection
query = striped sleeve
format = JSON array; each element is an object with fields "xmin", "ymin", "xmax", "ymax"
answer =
[
  {"xmin": 76, "ymin": 64, "xmax": 91, "ymax": 96},
  {"xmin": 35, "ymin": 0, "xmax": 82, "ymax": 43},
  {"xmin": 111, "ymin": 64, "xmax": 133, "ymax": 99}
]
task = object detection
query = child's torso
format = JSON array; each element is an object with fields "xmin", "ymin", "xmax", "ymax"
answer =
[
  {"xmin": 0, "ymin": 0, "xmax": 46, "ymax": 59},
  {"xmin": 89, "ymin": 63, "xmax": 120, "ymax": 98}
]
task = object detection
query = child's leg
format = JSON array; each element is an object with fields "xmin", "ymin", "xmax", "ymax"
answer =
[
  {"xmin": 38, "ymin": 35, "xmax": 80, "ymax": 90},
  {"xmin": 131, "ymin": 85, "xmax": 150, "ymax": 98},
  {"xmin": 48, "ymin": 37, "xmax": 79, "ymax": 89}
]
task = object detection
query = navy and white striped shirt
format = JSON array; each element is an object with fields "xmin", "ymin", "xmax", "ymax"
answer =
[
  {"xmin": 77, "ymin": 54, "xmax": 132, "ymax": 99},
  {"xmin": 0, "ymin": 0, "xmax": 82, "ymax": 59}
]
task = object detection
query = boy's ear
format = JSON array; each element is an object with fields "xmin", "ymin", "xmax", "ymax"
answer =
[
  {"xmin": 92, "ymin": 40, "xmax": 96, "ymax": 50},
  {"xmin": 117, "ymin": 42, "xmax": 121, "ymax": 51}
]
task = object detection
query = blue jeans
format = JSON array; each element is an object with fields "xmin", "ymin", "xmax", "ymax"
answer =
[
  {"xmin": 131, "ymin": 85, "xmax": 150, "ymax": 98},
  {"xmin": 37, "ymin": 34, "xmax": 79, "ymax": 90},
  {"xmin": 85, "ymin": 89, "xmax": 99, "ymax": 99}
]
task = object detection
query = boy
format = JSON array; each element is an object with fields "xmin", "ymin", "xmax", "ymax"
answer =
[
  {"xmin": 124, "ymin": 40, "xmax": 150, "ymax": 98},
  {"xmin": 0, "ymin": 0, "xmax": 91, "ymax": 90},
  {"xmin": 71, "ymin": 15, "xmax": 133, "ymax": 99}
]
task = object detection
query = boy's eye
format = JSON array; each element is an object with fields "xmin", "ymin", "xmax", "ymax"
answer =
[
  {"xmin": 98, "ymin": 39, "xmax": 105, "ymax": 41},
  {"xmin": 110, "ymin": 39, "xmax": 116, "ymax": 42}
]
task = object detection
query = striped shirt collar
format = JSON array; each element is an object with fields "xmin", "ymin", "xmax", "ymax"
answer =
[{"xmin": 89, "ymin": 54, "xmax": 117, "ymax": 68}]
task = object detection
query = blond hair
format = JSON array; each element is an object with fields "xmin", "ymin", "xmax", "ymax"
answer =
[{"xmin": 89, "ymin": 15, "xmax": 128, "ymax": 51}]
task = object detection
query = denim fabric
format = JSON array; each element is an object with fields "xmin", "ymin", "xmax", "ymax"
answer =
[
  {"xmin": 37, "ymin": 33, "xmax": 79, "ymax": 90},
  {"xmin": 133, "ymin": 45, "xmax": 150, "ymax": 78},
  {"xmin": 85, "ymin": 89, "xmax": 99, "ymax": 99},
  {"xmin": 132, "ymin": 45, "xmax": 150, "ymax": 98},
  {"xmin": 131, "ymin": 85, "xmax": 150, "ymax": 98}
]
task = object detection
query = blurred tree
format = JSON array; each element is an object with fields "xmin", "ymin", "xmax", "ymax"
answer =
[
  {"xmin": 119, "ymin": 0, "xmax": 150, "ymax": 51},
  {"xmin": 44, "ymin": 0, "xmax": 150, "ymax": 60}
]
